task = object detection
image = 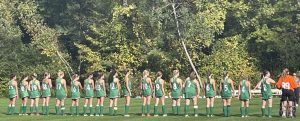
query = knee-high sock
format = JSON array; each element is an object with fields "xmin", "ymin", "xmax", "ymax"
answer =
[
  {"xmin": 146, "ymin": 105, "xmax": 150, "ymax": 114},
  {"xmin": 268, "ymin": 107, "xmax": 272, "ymax": 117},
  {"xmin": 184, "ymin": 105, "xmax": 189, "ymax": 115},
  {"xmin": 210, "ymin": 107, "xmax": 214, "ymax": 115},
  {"xmin": 125, "ymin": 105, "xmax": 129, "ymax": 115},
  {"xmin": 227, "ymin": 105, "xmax": 231, "ymax": 117},
  {"xmin": 162, "ymin": 105, "xmax": 167, "ymax": 115}
]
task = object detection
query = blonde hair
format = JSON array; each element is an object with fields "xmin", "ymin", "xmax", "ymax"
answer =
[
  {"xmin": 143, "ymin": 70, "xmax": 149, "ymax": 77},
  {"xmin": 58, "ymin": 70, "xmax": 64, "ymax": 77}
]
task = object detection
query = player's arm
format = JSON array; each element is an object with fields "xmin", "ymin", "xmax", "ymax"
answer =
[
  {"xmin": 238, "ymin": 81, "xmax": 241, "ymax": 98},
  {"xmin": 247, "ymin": 81, "xmax": 252, "ymax": 99},
  {"xmin": 125, "ymin": 75, "xmax": 131, "ymax": 96},
  {"xmin": 230, "ymin": 79, "xmax": 235, "ymax": 96},
  {"xmin": 37, "ymin": 80, "xmax": 41, "ymax": 91},
  {"xmin": 101, "ymin": 80, "xmax": 107, "ymax": 96},
  {"xmin": 48, "ymin": 79, "xmax": 52, "ymax": 88},
  {"xmin": 162, "ymin": 79, "xmax": 166, "ymax": 96},
  {"xmin": 116, "ymin": 79, "xmax": 121, "ymax": 91},
  {"xmin": 78, "ymin": 82, "xmax": 83, "ymax": 90},
  {"xmin": 195, "ymin": 80, "xmax": 200, "ymax": 97},
  {"xmin": 14, "ymin": 81, "xmax": 18, "ymax": 98},
  {"xmin": 179, "ymin": 79, "xmax": 183, "ymax": 91},
  {"xmin": 253, "ymin": 80, "xmax": 262, "ymax": 90},
  {"xmin": 169, "ymin": 78, "xmax": 173, "ymax": 89},
  {"xmin": 212, "ymin": 79, "xmax": 216, "ymax": 92},
  {"xmin": 276, "ymin": 77, "xmax": 282, "ymax": 89},
  {"xmin": 149, "ymin": 78, "xmax": 153, "ymax": 92},
  {"xmin": 268, "ymin": 78, "xmax": 276, "ymax": 84},
  {"xmin": 63, "ymin": 79, "xmax": 68, "ymax": 95},
  {"xmin": 219, "ymin": 81, "xmax": 222, "ymax": 95},
  {"xmin": 91, "ymin": 79, "xmax": 95, "ymax": 90},
  {"xmin": 28, "ymin": 81, "xmax": 31, "ymax": 91}
]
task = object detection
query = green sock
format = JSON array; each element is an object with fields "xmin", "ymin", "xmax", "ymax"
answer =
[
  {"xmin": 268, "ymin": 107, "xmax": 272, "ymax": 117},
  {"xmin": 7, "ymin": 106, "xmax": 11, "ymax": 114},
  {"xmin": 261, "ymin": 108, "xmax": 265, "ymax": 116},
  {"xmin": 210, "ymin": 107, "xmax": 214, "ymax": 115},
  {"xmin": 70, "ymin": 106, "xmax": 74, "ymax": 115},
  {"xmin": 24, "ymin": 106, "xmax": 27, "ymax": 114},
  {"xmin": 245, "ymin": 107, "xmax": 249, "ymax": 115},
  {"xmin": 184, "ymin": 105, "xmax": 189, "ymax": 115},
  {"xmin": 95, "ymin": 106, "xmax": 100, "ymax": 115},
  {"xmin": 35, "ymin": 106, "xmax": 39, "ymax": 114},
  {"xmin": 55, "ymin": 106, "xmax": 59, "ymax": 114},
  {"xmin": 125, "ymin": 105, "xmax": 129, "ymax": 115},
  {"xmin": 206, "ymin": 107, "xmax": 210, "ymax": 116},
  {"xmin": 76, "ymin": 106, "xmax": 79, "ymax": 115},
  {"xmin": 30, "ymin": 106, "xmax": 33, "ymax": 113},
  {"xmin": 154, "ymin": 106, "xmax": 158, "ymax": 115},
  {"xmin": 240, "ymin": 107, "xmax": 245, "ymax": 116},
  {"xmin": 42, "ymin": 106, "xmax": 45, "ymax": 114},
  {"xmin": 162, "ymin": 105, "xmax": 167, "ymax": 115},
  {"xmin": 109, "ymin": 107, "xmax": 113, "ymax": 115},
  {"xmin": 172, "ymin": 106, "xmax": 176, "ymax": 114},
  {"xmin": 100, "ymin": 106, "xmax": 103, "ymax": 115},
  {"xmin": 114, "ymin": 107, "xmax": 118, "ymax": 116},
  {"xmin": 46, "ymin": 106, "xmax": 49, "ymax": 115},
  {"xmin": 141, "ymin": 105, "xmax": 145, "ymax": 114},
  {"xmin": 227, "ymin": 105, "xmax": 231, "ymax": 117},
  {"xmin": 176, "ymin": 105, "xmax": 180, "ymax": 115},
  {"xmin": 89, "ymin": 106, "xmax": 93, "ymax": 115},
  {"xmin": 83, "ymin": 106, "xmax": 87, "ymax": 115},
  {"xmin": 194, "ymin": 106, "xmax": 198, "ymax": 115},
  {"xmin": 146, "ymin": 105, "xmax": 150, "ymax": 114},
  {"xmin": 20, "ymin": 106, "xmax": 23, "ymax": 114},
  {"xmin": 61, "ymin": 105, "xmax": 65, "ymax": 115},
  {"xmin": 11, "ymin": 106, "xmax": 15, "ymax": 115},
  {"xmin": 223, "ymin": 106, "xmax": 227, "ymax": 117}
]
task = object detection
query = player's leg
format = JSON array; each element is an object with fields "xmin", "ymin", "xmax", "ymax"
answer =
[
  {"xmin": 30, "ymin": 98, "xmax": 34, "ymax": 115},
  {"xmin": 227, "ymin": 98, "xmax": 231, "ymax": 117},
  {"xmin": 89, "ymin": 98, "xmax": 93, "ymax": 116},
  {"xmin": 83, "ymin": 98, "xmax": 88, "ymax": 116},
  {"xmin": 210, "ymin": 97, "xmax": 215, "ymax": 117},
  {"xmin": 240, "ymin": 100, "xmax": 245, "ymax": 117},
  {"xmin": 10, "ymin": 97, "xmax": 16, "ymax": 115},
  {"xmin": 95, "ymin": 98, "xmax": 100, "ymax": 116},
  {"xmin": 141, "ymin": 96, "xmax": 146, "ymax": 116},
  {"xmin": 268, "ymin": 98, "xmax": 272, "ymax": 117},
  {"xmin": 176, "ymin": 98, "xmax": 181, "ymax": 115},
  {"xmin": 45, "ymin": 97, "xmax": 50, "ymax": 115},
  {"xmin": 124, "ymin": 96, "xmax": 130, "ymax": 116},
  {"xmin": 161, "ymin": 96, "xmax": 167, "ymax": 116},
  {"xmin": 193, "ymin": 96, "xmax": 198, "ymax": 117},
  {"xmin": 245, "ymin": 100, "xmax": 249, "ymax": 117},
  {"xmin": 184, "ymin": 98, "xmax": 190, "ymax": 117},
  {"xmin": 113, "ymin": 98, "xmax": 118, "ymax": 116},
  {"xmin": 172, "ymin": 99, "xmax": 176, "ymax": 114},
  {"xmin": 222, "ymin": 99, "xmax": 227, "ymax": 117},
  {"xmin": 206, "ymin": 98, "xmax": 210, "ymax": 117},
  {"xmin": 42, "ymin": 97, "xmax": 46, "ymax": 115},
  {"xmin": 109, "ymin": 98, "xmax": 114, "ymax": 116},
  {"xmin": 76, "ymin": 99, "xmax": 80, "ymax": 116},
  {"xmin": 146, "ymin": 96, "xmax": 151, "ymax": 116},
  {"xmin": 35, "ymin": 98, "xmax": 39, "ymax": 115},
  {"xmin": 55, "ymin": 99, "xmax": 60, "ymax": 115},
  {"xmin": 100, "ymin": 97, "xmax": 104, "ymax": 116},
  {"xmin": 154, "ymin": 97, "xmax": 159, "ymax": 116},
  {"xmin": 61, "ymin": 99, "xmax": 65, "ymax": 116}
]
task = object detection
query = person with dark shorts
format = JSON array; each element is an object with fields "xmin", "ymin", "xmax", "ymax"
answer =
[{"xmin": 276, "ymin": 68, "xmax": 297, "ymax": 117}]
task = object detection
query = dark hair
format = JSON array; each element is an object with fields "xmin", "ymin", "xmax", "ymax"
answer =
[
  {"xmin": 72, "ymin": 74, "xmax": 79, "ymax": 80},
  {"xmin": 156, "ymin": 71, "xmax": 163, "ymax": 77},
  {"xmin": 108, "ymin": 69, "xmax": 116, "ymax": 83},
  {"xmin": 262, "ymin": 70, "xmax": 269, "ymax": 77},
  {"xmin": 223, "ymin": 71, "xmax": 228, "ymax": 78},
  {"xmin": 190, "ymin": 71, "xmax": 197, "ymax": 80},
  {"xmin": 21, "ymin": 75, "xmax": 27, "ymax": 80},
  {"xmin": 32, "ymin": 73, "xmax": 37, "ymax": 78},
  {"xmin": 44, "ymin": 72, "xmax": 50, "ymax": 78},
  {"xmin": 125, "ymin": 69, "xmax": 130, "ymax": 74},
  {"xmin": 207, "ymin": 71, "xmax": 212, "ymax": 80},
  {"xmin": 10, "ymin": 74, "xmax": 16, "ymax": 79},
  {"xmin": 95, "ymin": 72, "xmax": 104, "ymax": 80}
]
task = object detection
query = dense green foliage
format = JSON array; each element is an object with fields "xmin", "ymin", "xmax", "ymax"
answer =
[{"xmin": 0, "ymin": 0, "xmax": 299, "ymax": 96}]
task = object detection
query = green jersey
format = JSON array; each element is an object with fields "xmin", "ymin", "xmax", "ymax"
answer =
[
  {"xmin": 84, "ymin": 79, "xmax": 94, "ymax": 98},
  {"xmin": 205, "ymin": 80, "xmax": 215, "ymax": 97},
  {"xmin": 154, "ymin": 78, "xmax": 163, "ymax": 97},
  {"xmin": 109, "ymin": 81, "xmax": 119, "ymax": 98},
  {"xmin": 42, "ymin": 80, "xmax": 51, "ymax": 97},
  {"xmin": 20, "ymin": 82, "xmax": 29, "ymax": 98},
  {"xmin": 71, "ymin": 81, "xmax": 80, "ymax": 99},
  {"xmin": 30, "ymin": 80, "xmax": 40, "ymax": 98},
  {"xmin": 8, "ymin": 80, "xmax": 16, "ymax": 98},
  {"xmin": 221, "ymin": 78, "xmax": 232, "ymax": 99},
  {"xmin": 240, "ymin": 80, "xmax": 249, "ymax": 100},
  {"xmin": 122, "ymin": 80, "xmax": 132, "ymax": 96},
  {"xmin": 55, "ymin": 78, "xmax": 66, "ymax": 100},
  {"xmin": 95, "ymin": 80, "xmax": 105, "ymax": 97},
  {"xmin": 184, "ymin": 78, "xmax": 197, "ymax": 99},
  {"xmin": 141, "ymin": 78, "xmax": 151, "ymax": 96},
  {"xmin": 261, "ymin": 78, "xmax": 272, "ymax": 100},
  {"xmin": 171, "ymin": 78, "xmax": 181, "ymax": 98}
]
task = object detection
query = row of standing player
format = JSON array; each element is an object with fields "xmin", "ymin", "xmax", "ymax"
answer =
[{"xmin": 6, "ymin": 69, "xmax": 286, "ymax": 118}]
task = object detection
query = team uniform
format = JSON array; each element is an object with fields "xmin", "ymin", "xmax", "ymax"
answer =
[
  {"xmin": 70, "ymin": 80, "xmax": 80, "ymax": 116},
  {"xmin": 95, "ymin": 80, "xmax": 105, "ymax": 116},
  {"xmin": 83, "ymin": 79, "xmax": 94, "ymax": 116},
  {"xmin": 122, "ymin": 79, "xmax": 131, "ymax": 116},
  {"xmin": 42, "ymin": 80, "xmax": 51, "ymax": 115},
  {"xmin": 29, "ymin": 80, "xmax": 40, "ymax": 114},
  {"xmin": 221, "ymin": 78, "xmax": 232, "ymax": 117},
  {"xmin": 109, "ymin": 80, "xmax": 119, "ymax": 116},
  {"xmin": 153, "ymin": 78, "xmax": 167, "ymax": 116},
  {"xmin": 7, "ymin": 80, "xmax": 17, "ymax": 115},
  {"xmin": 261, "ymin": 77, "xmax": 272, "ymax": 117},
  {"xmin": 141, "ymin": 78, "xmax": 151, "ymax": 115},
  {"xmin": 171, "ymin": 77, "xmax": 181, "ymax": 115},
  {"xmin": 184, "ymin": 78, "xmax": 198, "ymax": 116},
  {"xmin": 19, "ymin": 82, "xmax": 29, "ymax": 115},
  {"xmin": 239, "ymin": 80, "xmax": 250, "ymax": 117},
  {"xmin": 205, "ymin": 80, "xmax": 215, "ymax": 116},
  {"xmin": 55, "ymin": 78, "xmax": 66, "ymax": 115}
]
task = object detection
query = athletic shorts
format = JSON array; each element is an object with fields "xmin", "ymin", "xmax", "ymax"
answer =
[{"xmin": 281, "ymin": 89, "xmax": 295, "ymax": 101}]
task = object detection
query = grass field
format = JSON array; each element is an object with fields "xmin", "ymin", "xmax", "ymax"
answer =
[{"xmin": 0, "ymin": 97, "xmax": 298, "ymax": 121}]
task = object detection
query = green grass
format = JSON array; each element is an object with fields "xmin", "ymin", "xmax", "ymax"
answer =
[{"xmin": 0, "ymin": 97, "xmax": 298, "ymax": 121}]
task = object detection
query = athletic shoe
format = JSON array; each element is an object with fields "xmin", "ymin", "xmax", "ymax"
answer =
[
  {"xmin": 154, "ymin": 115, "xmax": 159, "ymax": 117},
  {"xmin": 185, "ymin": 115, "xmax": 189, "ymax": 117},
  {"xmin": 141, "ymin": 114, "xmax": 145, "ymax": 116},
  {"xmin": 163, "ymin": 114, "xmax": 167, "ymax": 117},
  {"xmin": 147, "ymin": 114, "xmax": 151, "ymax": 117},
  {"xmin": 36, "ymin": 113, "xmax": 40, "ymax": 116},
  {"xmin": 282, "ymin": 113, "xmax": 286, "ymax": 118},
  {"xmin": 19, "ymin": 114, "xmax": 22, "ymax": 116},
  {"xmin": 241, "ymin": 115, "xmax": 244, "ymax": 118},
  {"xmin": 124, "ymin": 114, "xmax": 130, "ymax": 117},
  {"xmin": 83, "ymin": 114, "xmax": 88, "ymax": 116},
  {"xmin": 210, "ymin": 115, "xmax": 214, "ymax": 117},
  {"xmin": 296, "ymin": 104, "xmax": 298, "ymax": 107},
  {"xmin": 100, "ymin": 114, "xmax": 104, "ymax": 117},
  {"xmin": 96, "ymin": 114, "xmax": 99, "ymax": 116},
  {"xmin": 245, "ymin": 115, "xmax": 249, "ymax": 117},
  {"xmin": 268, "ymin": 116, "xmax": 272, "ymax": 118},
  {"xmin": 207, "ymin": 115, "xmax": 210, "ymax": 117},
  {"xmin": 90, "ymin": 114, "xmax": 94, "ymax": 116},
  {"xmin": 194, "ymin": 114, "xmax": 198, "ymax": 117}
]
